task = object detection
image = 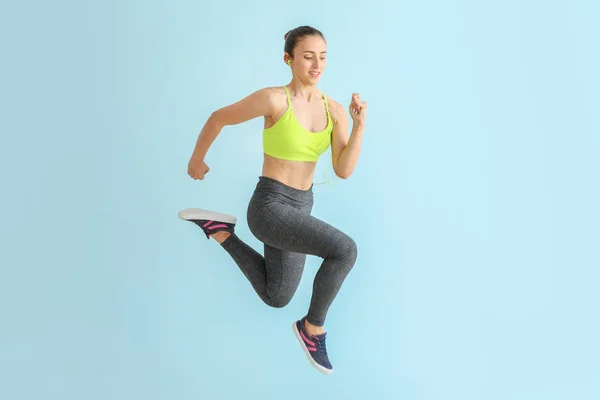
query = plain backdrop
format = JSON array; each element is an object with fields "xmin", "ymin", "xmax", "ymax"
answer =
[{"xmin": 1, "ymin": 0, "xmax": 598, "ymax": 399}]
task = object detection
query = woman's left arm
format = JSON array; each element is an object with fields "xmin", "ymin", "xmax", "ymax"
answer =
[{"xmin": 330, "ymin": 93, "xmax": 367, "ymax": 179}]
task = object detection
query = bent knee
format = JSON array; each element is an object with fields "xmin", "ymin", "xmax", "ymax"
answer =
[
  {"xmin": 347, "ymin": 237, "xmax": 358, "ymax": 263},
  {"xmin": 344, "ymin": 237, "xmax": 358, "ymax": 267},
  {"xmin": 267, "ymin": 294, "xmax": 293, "ymax": 309},
  {"xmin": 332, "ymin": 233, "xmax": 358, "ymax": 267}
]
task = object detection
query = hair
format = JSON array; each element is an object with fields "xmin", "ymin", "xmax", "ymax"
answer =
[{"xmin": 283, "ymin": 25, "xmax": 326, "ymax": 58}]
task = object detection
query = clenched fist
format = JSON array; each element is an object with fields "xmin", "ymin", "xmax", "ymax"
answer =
[
  {"xmin": 188, "ymin": 158, "xmax": 210, "ymax": 180},
  {"xmin": 349, "ymin": 92, "xmax": 367, "ymax": 125}
]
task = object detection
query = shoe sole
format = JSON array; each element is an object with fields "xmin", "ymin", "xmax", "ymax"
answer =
[
  {"xmin": 178, "ymin": 208, "xmax": 237, "ymax": 224},
  {"xmin": 292, "ymin": 321, "xmax": 333, "ymax": 375}
]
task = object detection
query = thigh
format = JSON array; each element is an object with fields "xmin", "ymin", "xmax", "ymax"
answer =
[
  {"xmin": 260, "ymin": 200, "xmax": 313, "ymax": 298},
  {"xmin": 259, "ymin": 199, "xmax": 313, "ymax": 270},
  {"xmin": 263, "ymin": 243, "xmax": 308, "ymax": 280},
  {"xmin": 251, "ymin": 201, "xmax": 353, "ymax": 260}
]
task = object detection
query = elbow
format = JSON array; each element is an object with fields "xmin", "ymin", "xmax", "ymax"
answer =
[
  {"xmin": 334, "ymin": 168, "xmax": 352, "ymax": 180},
  {"xmin": 333, "ymin": 160, "xmax": 353, "ymax": 179},
  {"xmin": 207, "ymin": 110, "xmax": 225, "ymax": 130}
]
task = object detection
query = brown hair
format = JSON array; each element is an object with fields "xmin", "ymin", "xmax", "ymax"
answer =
[{"xmin": 283, "ymin": 25, "xmax": 326, "ymax": 58}]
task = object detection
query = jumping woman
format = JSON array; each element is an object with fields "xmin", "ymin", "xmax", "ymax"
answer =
[{"xmin": 178, "ymin": 25, "xmax": 367, "ymax": 374}]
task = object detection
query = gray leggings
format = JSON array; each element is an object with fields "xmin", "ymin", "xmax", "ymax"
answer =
[{"xmin": 220, "ymin": 176, "xmax": 358, "ymax": 326}]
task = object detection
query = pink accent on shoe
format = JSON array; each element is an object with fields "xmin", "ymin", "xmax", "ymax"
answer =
[
  {"xmin": 208, "ymin": 224, "xmax": 228, "ymax": 230},
  {"xmin": 203, "ymin": 220, "xmax": 213, "ymax": 228},
  {"xmin": 307, "ymin": 346, "xmax": 317, "ymax": 352},
  {"xmin": 300, "ymin": 330, "xmax": 315, "ymax": 346}
]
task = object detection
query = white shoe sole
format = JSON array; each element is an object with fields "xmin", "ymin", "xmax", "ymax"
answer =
[
  {"xmin": 292, "ymin": 321, "xmax": 333, "ymax": 375},
  {"xmin": 177, "ymin": 208, "xmax": 237, "ymax": 224}
]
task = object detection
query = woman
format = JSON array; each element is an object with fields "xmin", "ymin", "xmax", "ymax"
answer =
[{"xmin": 178, "ymin": 25, "xmax": 367, "ymax": 374}]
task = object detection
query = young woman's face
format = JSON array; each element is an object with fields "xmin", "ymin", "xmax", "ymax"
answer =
[{"xmin": 288, "ymin": 35, "xmax": 327, "ymax": 84}]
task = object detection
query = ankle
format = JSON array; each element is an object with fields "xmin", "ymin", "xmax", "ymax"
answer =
[
  {"xmin": 211, "ymin": 231, "xmax": 231, "ymax": 244},
  {"xmin": 304, "ymin": 319, "xmax": 325, "ymax": 336}
]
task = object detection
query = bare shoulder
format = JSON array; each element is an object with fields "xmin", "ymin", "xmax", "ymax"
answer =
[
  {"xmin": 323, "ymin": 95, "xmax": 347, "ymax": 126},
  {"xmin": 249, "ymin": 86, "xmax": 281, "ymax": 106},
  {"xmin": 212, "ymin": 86, "xmax": 283, "ymax": 127},
  {"xmin": 262, "ymin": 85, "xmax": 289, "ymax": 118},
  {"xmin": 263, "ymin": 85, "xmax": 288, "ymax": 102}
]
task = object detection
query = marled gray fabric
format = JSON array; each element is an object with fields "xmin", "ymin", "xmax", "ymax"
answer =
[{"xmin": 220, "ymin": 176, "xmax": 357, "ymax": 326}]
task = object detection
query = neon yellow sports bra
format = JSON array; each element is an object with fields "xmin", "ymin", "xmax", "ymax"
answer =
[{"xmin": 263, "ymin": 86, "xmax": 333, "ymax": 162}]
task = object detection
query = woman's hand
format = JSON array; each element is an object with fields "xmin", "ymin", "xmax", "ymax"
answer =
[
  {"xmin": 349, "ymin": 92, "xmax": 367, "ymax": 125},
  {"xmin": 188, "ymin": 158, "xmax": 210, "ymax": 180}
]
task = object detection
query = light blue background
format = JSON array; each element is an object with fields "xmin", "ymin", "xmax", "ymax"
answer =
[{"xmin": 1, "ymin": 0, "xmax": 598, "ymax": 399}]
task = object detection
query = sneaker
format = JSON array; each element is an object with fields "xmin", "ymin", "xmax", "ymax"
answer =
[
  {"xmin": 178, "ymin": 208, "xmax": 237, "ymax": 239},
  {"xmin": 292, "ymin": 317, "xmax": 333, "ymax": 374}
]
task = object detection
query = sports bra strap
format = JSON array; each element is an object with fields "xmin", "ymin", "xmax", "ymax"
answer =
[
  {"xmin": 322, "ymin": 93, "xmax": 330, "ymax": 113},
  {"xmin": 283, "ymin": 86, "xmax": 291, "ymax": 107}
]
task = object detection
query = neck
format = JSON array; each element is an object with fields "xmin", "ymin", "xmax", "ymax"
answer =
[{"xmin": 288, "ymin": 79, "xmax": 319, "ymax": 102}]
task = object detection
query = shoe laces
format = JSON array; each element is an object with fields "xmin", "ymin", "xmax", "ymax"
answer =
[{"xmin": 314, "ymin": 333, "xmax": 328, "ymax": 356}]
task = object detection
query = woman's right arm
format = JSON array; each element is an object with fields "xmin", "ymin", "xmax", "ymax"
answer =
[{"xmin": 189, "ymin": 87, "xmax": 275, "ymax": 161}]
